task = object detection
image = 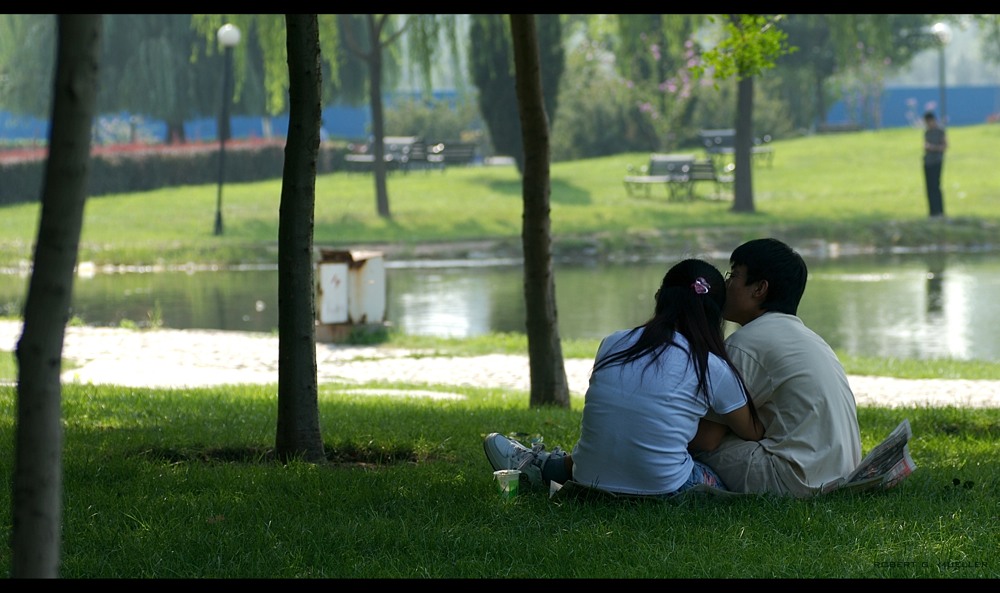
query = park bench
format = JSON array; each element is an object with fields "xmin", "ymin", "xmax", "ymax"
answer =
[
  {"xmin": 403, "ymin": 140, "xmax": 478, "ymax": 171},
  {"xmin": 687, "ymin": 159, "xmax": 734, "ymax": 198},
  {"xmin": 438, "ymin": 141, "xmax": 478, "ymax": 167},
  {"xmin": 405, "ymin": 140, "xmax": 445, "ymax": 172},
  {"xmin": 624, "ymin": 153, "xmax": 696, "ymax": 200},
  {"xmin": 624, "ymin": 153, "xmax": 733, "ymax": 201},
  {"xmin": 699, "ymin": 128, "xmax": 775, "ymax": 168},
  {"xmin": 345, "ymin": 137, "xmax": 478, "ymax": 173},
  {"xmin": 344, "ymin": 135, "xmax": 421, "ymax": 174}
]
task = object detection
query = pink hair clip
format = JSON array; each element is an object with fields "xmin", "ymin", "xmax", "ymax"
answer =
[{"xmin": 692, "ymin": 277, "xmax": 710, "ymax": 295}]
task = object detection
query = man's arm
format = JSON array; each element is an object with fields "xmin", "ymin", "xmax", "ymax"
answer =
[
  {"xmin": 690, "ymin": 404, "xmax": 765, "ymax": 454},
  {"xmin": 689, "ymin": 418, "xmax": 729, "ymax": 453},
  {"xmin": 720, "ymin": 405, "xmax": 765, "ymax": 442}
]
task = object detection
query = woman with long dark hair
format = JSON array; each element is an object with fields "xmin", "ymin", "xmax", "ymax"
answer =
[{"xmin": 484, "ymin": 258, "xmax": 764, "ymax": 496}]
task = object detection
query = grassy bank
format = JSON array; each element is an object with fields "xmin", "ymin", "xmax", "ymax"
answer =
[{"xmin": 0, "ymin": 124, "xmax": 998, "ymax": 268}]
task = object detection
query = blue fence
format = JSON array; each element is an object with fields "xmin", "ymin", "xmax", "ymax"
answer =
[
  {"xmin": 0, "ymin": 106, "xmax": 372, "ymax": 145},
  {"xmin": 4, "ymin": 86, "xmax": 999, "ymax": 145},
  {"xmin": 824, "ymin": 85, "xmax": 1000, "ymax": 128}
]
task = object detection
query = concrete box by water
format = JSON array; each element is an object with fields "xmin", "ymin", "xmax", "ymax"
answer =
[{"xmin": 315, "ymin": 249, "xmax": 386, "ymax": 342}]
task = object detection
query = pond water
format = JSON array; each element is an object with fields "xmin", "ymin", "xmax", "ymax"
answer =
[{"xmin": 1, "ymin": 249, "xmax": 999, "ymax": 362}]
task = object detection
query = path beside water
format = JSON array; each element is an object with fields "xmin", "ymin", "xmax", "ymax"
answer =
[{"xmin": 2, "ymin": 321, "xmax": 998, "ymax": 408}]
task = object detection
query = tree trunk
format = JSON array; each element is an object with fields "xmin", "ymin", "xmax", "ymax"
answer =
[
  {"xmin": 166, "ymin": 120, "xmax": 187, "ymax": 144},
  {"xmin": 275, "ymin": 14, "xmax": 325, "ymax": 463},
  {"xmin": 509, "ymin": 14, "xmax": 570, "ymax": 409},
  {"xmin": 814, "ymin": 71, "xmax": 827, "ymax": 127},
  {"xmin": 12, "ymin": 14, "xmax": 101, "ymax": 578},
  {"xmin": 367, "ymin": 15, "xmax": 391, "ymax": 219},
  {"xmin": 731, "ymin": 74, "xmax": 755, "ymax": 213}
]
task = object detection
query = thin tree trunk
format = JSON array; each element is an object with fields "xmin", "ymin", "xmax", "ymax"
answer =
[
  {"xmin": 13, "ymin": 14, "xmax": 102, "ymax": 578},
  {"xmin": 510, "ymin": 14, "xmax": 569, "ymax": 409},
  {"xmin": 275, "ymin": 14, "xmax": 325, "ymax": 463},
  {"xmin": 367, "ymin": 15, "xmax": 391, "ymax": 219}
]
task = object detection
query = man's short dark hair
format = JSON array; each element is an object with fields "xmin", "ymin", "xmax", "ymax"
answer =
[
  {"xmin": 924, "ymin": 111, "xmax": 937, "ymax": 121},
  {"xmin": 730, "ymin": 238, "xmax": 807, "ymax": 315}
]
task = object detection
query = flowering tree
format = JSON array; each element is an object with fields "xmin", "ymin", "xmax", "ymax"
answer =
[
  {"xmin": 614, "ymin": 14, "xmax": 704, "ymax": 152},
  {"xmin": 623, "ymin": 36, "xmax": 705, "ymax": 151}
]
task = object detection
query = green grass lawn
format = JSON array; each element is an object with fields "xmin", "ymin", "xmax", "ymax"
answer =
[
  {"xmin": 0, "ymin": 124, "xmax": 997, "ymax": 268},
  {"xmin": 2, "ymin": 126, "xmax": 999, "ymax": 578},
  {"xmin": 0, "ymin": 381, "xmax": 996, "ymax": 578}
]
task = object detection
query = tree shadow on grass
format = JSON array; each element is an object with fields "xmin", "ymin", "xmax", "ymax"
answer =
[{"xmin": 137, "ymin": 442, "xmax": 422, "ymax": 467}]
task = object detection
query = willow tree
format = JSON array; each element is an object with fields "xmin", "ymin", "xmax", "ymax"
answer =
[
  {"xmin": 468, "ymin": 14, "xmax": 563, "ymax": 174},
  {"xmin": 191, "ymin": 15, "xmax": 341, "ymax": 132},
  {"xmin": 337, "ymin": 14, "xmax": 408, "ymax": 219}
]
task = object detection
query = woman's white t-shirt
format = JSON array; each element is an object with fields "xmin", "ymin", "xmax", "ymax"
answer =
[{"xmin": 570, "ymin": 328, "xmax": 750, "ymax": 495}]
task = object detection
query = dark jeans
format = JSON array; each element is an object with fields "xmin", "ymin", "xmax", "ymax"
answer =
[{"xmin": 924, "ymin": 161, "xmax": 945, "ymax": 217}]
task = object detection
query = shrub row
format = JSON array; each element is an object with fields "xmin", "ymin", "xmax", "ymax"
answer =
[{"xmin": 0, "ymin": 140, "xmax": 350, "ymax": 206}]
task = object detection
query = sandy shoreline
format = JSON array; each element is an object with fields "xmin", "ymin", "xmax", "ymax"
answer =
[{"xmin": 2, "ymin": 320, "xmax": 998, "ymax": 408}]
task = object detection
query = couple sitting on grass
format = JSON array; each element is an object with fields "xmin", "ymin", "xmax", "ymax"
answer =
[{"xmin": 485, "ymin": 237, "xmax": 880, "ymax": 499}]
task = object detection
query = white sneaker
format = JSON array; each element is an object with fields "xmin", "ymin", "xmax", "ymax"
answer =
[{"xmin": 483, "ymin": 432, "xmax": 546, "ymax": 487}]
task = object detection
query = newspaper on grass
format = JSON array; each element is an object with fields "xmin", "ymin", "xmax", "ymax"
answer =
[{"xmin": 821, "ymin": 419, "xmax": 916, "ymax": 495}]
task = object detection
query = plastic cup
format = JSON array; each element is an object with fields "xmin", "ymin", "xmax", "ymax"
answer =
[{"xmin": 493, "ymin": 469, "xmax": 521, "ymax": 499}]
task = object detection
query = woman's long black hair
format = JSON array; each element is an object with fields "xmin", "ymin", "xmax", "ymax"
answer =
[{"xmin": 594, "ymin": 259, "xmax": 758, "ymax": 420}]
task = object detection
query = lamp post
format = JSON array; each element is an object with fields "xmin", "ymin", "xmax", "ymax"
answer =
[
  {"xmin": 214, "ymin": 23, "xmax": 241, "ymax": 236},
  {"xmin": 931, "ymin": 22, "xmax": 951, "ymax": 125}
]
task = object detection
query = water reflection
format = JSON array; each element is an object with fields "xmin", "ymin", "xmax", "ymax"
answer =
[
  {"xmin": 805, "ymin": 259, "xmax": 975, "ymax": 361},
  {"xmin": 1, "ymin": 251, "xmax": 999, "ymax": 361},
  {"xmin": 926, "ymin": 260, "xmax": 944, "ymax": 314}
]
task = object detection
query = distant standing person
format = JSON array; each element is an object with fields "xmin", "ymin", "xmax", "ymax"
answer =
[{"xmin": 923, "ymin": 111, "xmax": 947, "ymax": 218}]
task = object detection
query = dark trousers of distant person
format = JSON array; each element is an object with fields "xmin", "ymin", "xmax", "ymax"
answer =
[{"xmin": 924, "ymin": 161, "xmax": 944, "ymax": 217}]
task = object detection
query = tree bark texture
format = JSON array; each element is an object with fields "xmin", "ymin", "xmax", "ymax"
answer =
[
  {"xmin": 13, "ymin": 14, "xmax": 101, "ymax": 578},
  {"xmin": 731, "ymin": 74, "xmax": 755, "ymax": 212},
  {"xmin": 731, "ymin": 14, "xmax": 756, "ymax": 213},
  {"xmin": 509, "ymin": 14, "xmax": 570, "ymax": 409},
  {"xmin": 275, "ymin": 14, "xmax": 325, "ymax": 463}
]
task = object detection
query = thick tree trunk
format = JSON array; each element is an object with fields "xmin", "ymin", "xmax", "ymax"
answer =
[
  {"xmin": 510, "ymin": 14, "xmax": 569, "ymax": 409},
  {"xmin": 13, "ymin": 14, "xmax": 101, "ymax": 578},
  {"xmin": 275, "ymin": 14, "xmax": 325, "ymax": 463},
  {"xmin": 731, "ymin": 74, "xmax": 755, "ymax": 213}
]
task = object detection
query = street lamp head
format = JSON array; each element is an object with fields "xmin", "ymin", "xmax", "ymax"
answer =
[
  {"xmin": 217, "ymin": 23, "xmax": 242, "ymax": 48},
  {"xmin": 931, "ymin": 22, "xmax": 952, "ymax": 46}
]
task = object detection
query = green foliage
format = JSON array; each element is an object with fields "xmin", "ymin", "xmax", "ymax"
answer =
[
  {"xmin": 609, "ymin": 15, "xmax": 706, "ymax": 152},
  {"xmin": 0, "ymin": 14, "xmax": 55, "ymax": 117},
  {"xmin": 686, "ymin": 75, "xmax": 797, "ymax": 142},
  {"xmin": 976, "ymin": 14, "xmax": 1000, "ymax": 64},
  {"xmin": 695, "ymin": 14, "xmax": 794, "ymax": 82},
  {"xmin": 550, "ymin": 32, "xmax": 648, "ymax": 159},
  {"xmin": 468, "ymin": 15, "xmax": 563, "ymax": 170},
  {"xmin": 382, "ymin": 97, "xmax": 482, "ymax": 141}
]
